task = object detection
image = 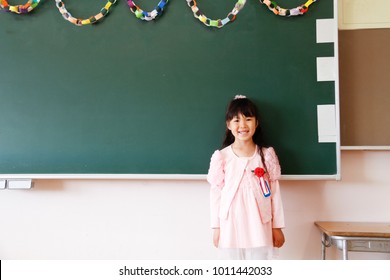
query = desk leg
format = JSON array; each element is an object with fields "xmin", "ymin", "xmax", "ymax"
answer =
[
  {"xmin": 321, "ymin": 233, "xmax": 326, "ymax": 260},
  {"xmin": 342, "ymin": 239, "xmax": 348, "ymax": 260}
]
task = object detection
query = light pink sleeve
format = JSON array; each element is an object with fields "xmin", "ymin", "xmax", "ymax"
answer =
[
  {"xmin": 264, "ymin": 147, "xmax": 284, "ymax": 228},
  {"xmin": 270, "ymin": 180, "xmax": 285, "ymax": 228},
  {"xmin": 207, "ymin": 150, "xmax": 225, "ymax": 228},
  {"xmin": 264, "ymin": 147, "xmax": 281, "ymax": 181}
]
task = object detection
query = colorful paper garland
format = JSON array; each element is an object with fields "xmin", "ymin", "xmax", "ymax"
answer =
[
  {"xmin": 0, "ymin": 0, "xmax": 40, "ymax": 14},
  {"xmin": 1, "ymin": 0, "xmax": 321, "ymax": 26},
  {"xmin": 259, "ymin": 0, "xmax": 318, "ymax": 17},
  {"xmin": 54, "ymin": 0, "xmax": 117, "ymax": 26},
  {"xmin": 186, "ymin": 0, "xmax": 246, "ymax": 28},
  {"xmin": 127, "ymin": 0, "xmax": 169, "ymax": 21}
]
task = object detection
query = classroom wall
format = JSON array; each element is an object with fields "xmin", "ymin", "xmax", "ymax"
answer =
[
  {"xmin": 1, "ymin": 150, "xmax": 389, "ymax": 260},
  {"xmin": 1, "ymin": 1, "xmax": 388, "ymax": 261}
]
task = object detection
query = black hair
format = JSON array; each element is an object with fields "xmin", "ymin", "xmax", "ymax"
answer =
[{"xmin": 221, "ymin": 96, "xmax": 268, "ymax": 169}]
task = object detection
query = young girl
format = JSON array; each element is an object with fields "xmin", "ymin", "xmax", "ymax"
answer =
[{"xmin": 207, "ymin": 95, "xmax": 285, "ymax": 260}]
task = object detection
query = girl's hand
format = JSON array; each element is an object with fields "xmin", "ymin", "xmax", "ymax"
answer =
[
  {"xmin": 272, "ymin": 228, "xmax": 285, "ymax": 248},
  {"xmin": 213, "ymin": 228, "xmax": 220, "ymax": 248}
]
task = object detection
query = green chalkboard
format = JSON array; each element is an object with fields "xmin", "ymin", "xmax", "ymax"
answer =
[{"xmin": 0, "ymin": 0, "xmax": 338, "ymax": 177}]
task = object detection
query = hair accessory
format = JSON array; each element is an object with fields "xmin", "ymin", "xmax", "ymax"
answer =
[{"xmin": 234, "ymin": 95, "xmax": 247, "ymax": 100}]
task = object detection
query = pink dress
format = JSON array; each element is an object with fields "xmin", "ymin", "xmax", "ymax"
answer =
[{"xmin": 207, "ymin": 145, "xmax": 285, "ymax": 259}]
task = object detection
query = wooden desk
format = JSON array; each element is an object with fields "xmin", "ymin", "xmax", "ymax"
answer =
[{"xmin": 315, "ymin": 221, "xmax": 390, "ymax": 260}]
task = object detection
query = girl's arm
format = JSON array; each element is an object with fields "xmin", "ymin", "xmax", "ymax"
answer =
[
  {"xmin": 271, "ymin": 180, "xmax": 285, "ymax": 229},
  {"xmin": 207, "ymin": 150, "xmax": 225, "ymax": 229},
  {"xmin": 212, "ymin": 228, "xmax": 220, "ymax": 248},
  {"xmin": 265, "ymin": 147, "xmax": 286, "ymax": 247},
  {"xmin": 271, "ymin": 180, "xmax": 285, "ymax": 247},
  {"xmin": 210, "ymin": 185, "xmax": 222, "ymax": 228},
  {"xmin": 207, "ymin": 150, "xmax": 225, "ymax": 248}
]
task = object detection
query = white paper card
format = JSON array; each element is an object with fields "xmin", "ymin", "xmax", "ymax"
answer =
[
  {"xmin": 317, "ymin": 57, "xmax": 335, "ymax": 82},
  {"xmin": 0, "ymin": 180, "xmax": 6, "ymax": 189},
  {"xmin": 316, "ymin": 18, "xmax": 335, "ymax": 43},
  {"xmin": 317, "ymin": 105, "xmax": 337, "ymax": 143}
]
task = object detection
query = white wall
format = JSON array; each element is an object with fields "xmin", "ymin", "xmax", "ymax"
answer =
[
  {"xmin": 338, "ymin": 0, "xmax": 390, "ymax": 30},
  {"xmin": 0, "ymin": 150, "xmax": 389, "ymax": 260}
]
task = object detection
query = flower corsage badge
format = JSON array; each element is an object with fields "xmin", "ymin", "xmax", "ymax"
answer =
[{"xmin": 252, "ymin": 167, "xmax": 271, "ymax": 197}]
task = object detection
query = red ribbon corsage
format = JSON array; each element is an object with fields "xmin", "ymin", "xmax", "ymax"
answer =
[{"xmin": 252, "ymin": 167, "xmax": 271, "ymax": 197}]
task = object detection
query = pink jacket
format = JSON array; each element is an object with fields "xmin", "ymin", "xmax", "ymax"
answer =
[{"xmin": 207, "ymin": 145, "xmax": 285, "ymax": 229}]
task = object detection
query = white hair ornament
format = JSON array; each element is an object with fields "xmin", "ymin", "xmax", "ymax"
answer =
[{"xmin": 234, "ymin": 95, "xmax": 247, "ymax": 100}]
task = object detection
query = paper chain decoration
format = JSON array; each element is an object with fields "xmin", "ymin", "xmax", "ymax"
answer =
[
  {"xmin": 186, "ymin": 0, "xmax": 246, "ymax": 28},
  {"xmin": 0, "ymin": 0, "xmax": 40, "ymax": 14},
  {"xmin": 54, "ymin": 0, "xmax": 117, "ymax": 26},
  {"xmin": 259, "ymin": 0, "xmax": 317, "ymax": 17},
  {"xmin": 127, "ymin": 0, "xmax": 169, "ymax": 21},
  {"xmin": 1, "ymin": 0, "xmax": 320, "ymax": 27}
]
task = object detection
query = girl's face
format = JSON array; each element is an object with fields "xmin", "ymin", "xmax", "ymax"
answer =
[{"xmin": 227, "ymin": 113, "xmax": 258, "ymax": 143}]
